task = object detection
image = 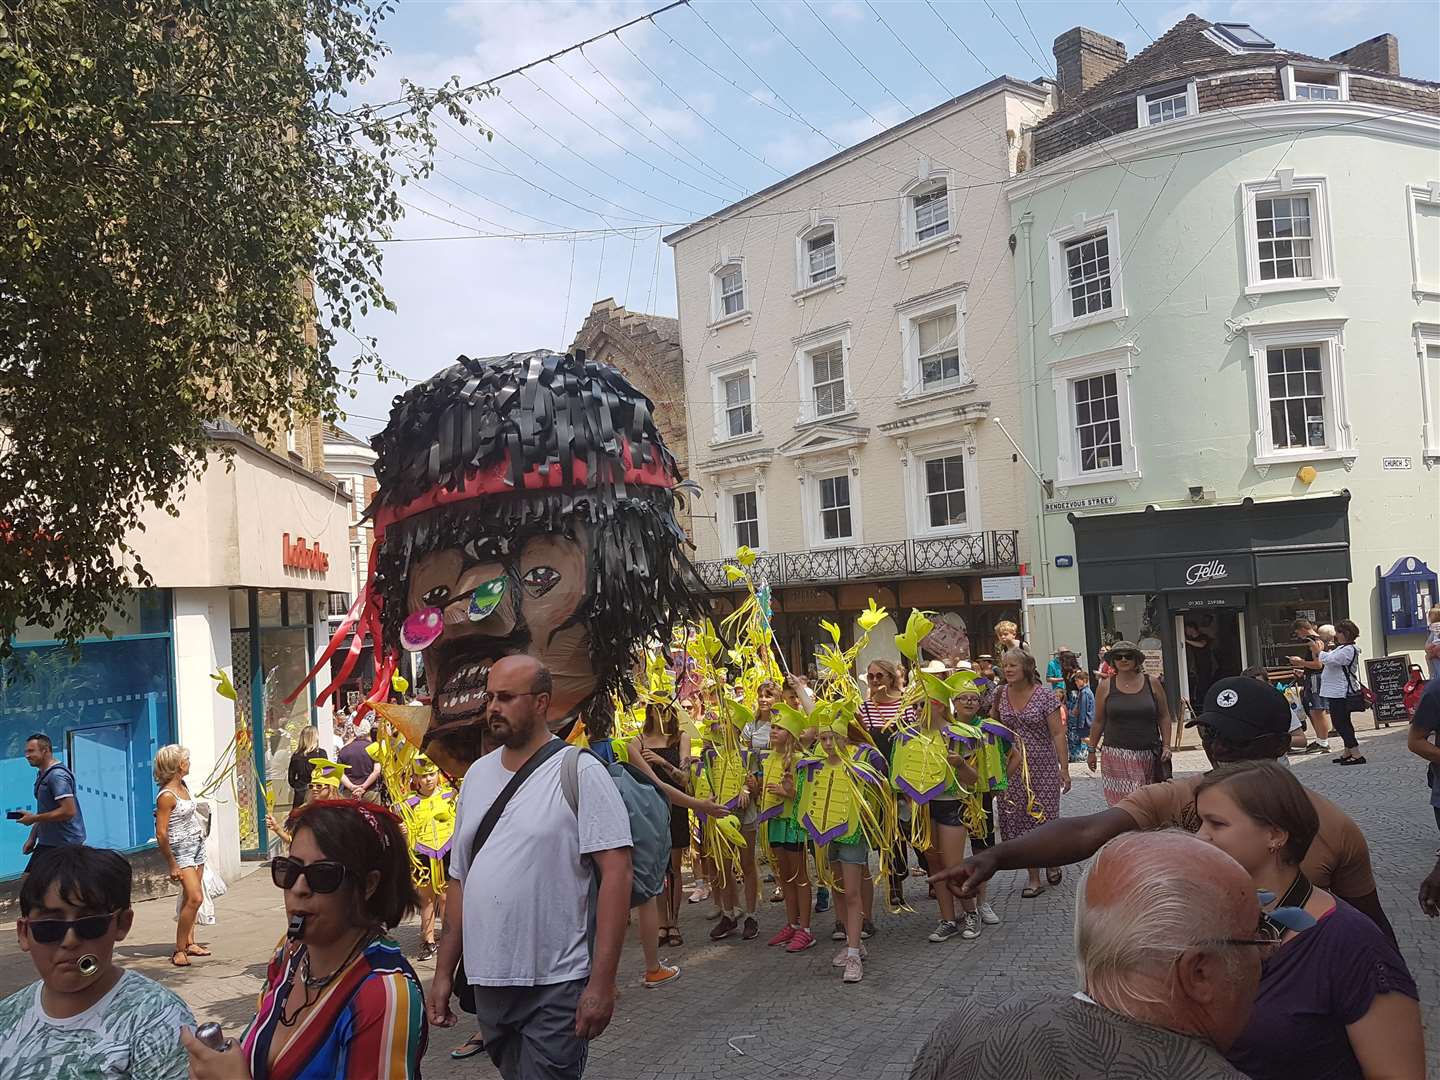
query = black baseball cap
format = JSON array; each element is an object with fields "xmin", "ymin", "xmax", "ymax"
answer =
[{"xmin": 1186, "ymin": 676, "xmax": 1291, "ymax": 740}]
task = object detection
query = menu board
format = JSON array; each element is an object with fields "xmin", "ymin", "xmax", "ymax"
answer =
[{"xmin": 1363, "ymin": 656, "xmax": 1410, "ymax": 726}]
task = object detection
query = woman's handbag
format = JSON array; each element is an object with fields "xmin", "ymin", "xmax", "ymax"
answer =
[{"xmin": 1343, "ymin": 650, "xmax": 1368, "ymax": 712}]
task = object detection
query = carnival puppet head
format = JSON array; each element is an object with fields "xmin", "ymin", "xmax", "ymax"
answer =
[{"xmin": 297, "ymin": 350, "xmax": 703, "ymax": 775}]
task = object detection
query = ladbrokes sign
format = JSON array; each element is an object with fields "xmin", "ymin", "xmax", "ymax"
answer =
[{"xmin": 282, "ymin": 533, "xmax": 330, "ymax": 574}]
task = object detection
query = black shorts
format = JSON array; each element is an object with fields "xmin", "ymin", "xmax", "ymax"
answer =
[
  {"xmin": 24, "ymin": 844, "xmax": 58, "ymax": 874},
  {"xmin": 771, "ymin": 841, "xmax": 803, "ymax": 852},
  {"xmin": 929, "ymin": 799, "xmax": 968, "ymax": 829}
]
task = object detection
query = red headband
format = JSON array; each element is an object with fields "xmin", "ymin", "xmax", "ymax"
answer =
[
  {"xmin": 372, "ymin": 443, "xmax": 678, "ymax": 540},
  {"xmin": 290, "ymin": 798, "xmax": 401, "ymax": 850}
]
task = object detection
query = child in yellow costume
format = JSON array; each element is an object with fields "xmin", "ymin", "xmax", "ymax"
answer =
[
  {"xmin": 403, "ymin": 754, "xmax": 455, "ymax": 962},
  {"xmin": 946, "ymin": 673, "xmax": 1018, "ymax": 933},
  {"xmin": 892, "ymin": 669, "xmax": 988, "ymax": 942},
  {"xmin": 758, "ymin": 703, "xmax": 815, "ymax": 952},
  {"xmin": 265, "ymin": 758, "xmax": 341, "ymax": 846},
  {"xmin": 798, "ymin": 704, "xmax": 896, "ymax": 985}
]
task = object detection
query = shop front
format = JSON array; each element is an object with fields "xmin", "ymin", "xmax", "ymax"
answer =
[{"xmin": 1072, "ymin": 495, "xmax": 1351, "ymax": 718}]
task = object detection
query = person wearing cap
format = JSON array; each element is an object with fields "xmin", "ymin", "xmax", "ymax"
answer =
[
  {"xmin": 1193, "ymin": 761, "xmax": 1422, "ymax": 1080},
  {"xmin": 1086, "ymin": 641, "xmax": 1171, "ymax": 807},
  {"xmin": 930, "ymin": 675, "xmax": 1394, "ymax": 943}
]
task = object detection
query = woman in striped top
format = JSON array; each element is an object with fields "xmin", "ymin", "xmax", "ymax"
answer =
[{"xmin": 182, "ymin": 801, "xmax": 426, "ymax": 1079}]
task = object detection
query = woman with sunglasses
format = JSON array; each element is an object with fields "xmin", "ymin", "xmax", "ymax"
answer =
[
  {"xmin": 1194, "ymin": 761, "xmax": 1423, "ymax": 1080},
  {"xmin": 2, "ymin": 845, "xmax": 194, "ymax": 1076},
  {"xmin": 182, "ymin": 800, "xmax": 425, "ymax": 1079},
  {"xmin": 1086, "ymin": 641, "xmax": 1171, "ymax": 807}
]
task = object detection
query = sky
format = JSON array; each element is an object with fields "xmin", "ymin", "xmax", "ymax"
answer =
[{"xmin": 337, "ymin": 0, "xmax": 1440, "ymax": 438}]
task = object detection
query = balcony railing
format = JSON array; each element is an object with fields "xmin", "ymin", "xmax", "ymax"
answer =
[{"xmin": 693, "ymin": 530, "xmax": 1019, "ymax": 590}]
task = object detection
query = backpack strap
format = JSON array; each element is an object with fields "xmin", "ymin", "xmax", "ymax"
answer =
[{"xmin": 560, "ymin": 745, "xmax": 583, "ymax": 817}]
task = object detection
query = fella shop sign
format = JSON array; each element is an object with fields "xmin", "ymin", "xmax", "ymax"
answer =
[{"xmin": 282, "ymin": 533, "xmax": 330, "ymax": 574}]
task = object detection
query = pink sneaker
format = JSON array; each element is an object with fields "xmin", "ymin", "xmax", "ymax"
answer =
[
  {"xmin": 785, "ymin": 928, "xmax": 817, "ymax": 952},
  {"xmin": 831, "ymin": 943, "xmax": 867, "ymax": 967},
  {"xmin": 842, "ymin": 954, "xmax": 863, "ymax": 983},
  {"xmin": 766, "ymin": 925, "xmax": 796, "ymax": 947}
]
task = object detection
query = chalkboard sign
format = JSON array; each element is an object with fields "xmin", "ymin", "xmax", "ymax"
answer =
[{"xmin": 1364, "ymin": 656, "xmax": 1410, "ymax": 726}]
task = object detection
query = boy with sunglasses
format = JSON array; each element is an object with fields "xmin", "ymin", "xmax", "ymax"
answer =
[{"xmin": 0, "ymin": 845, "xmax": 193, "ymax": 1077}]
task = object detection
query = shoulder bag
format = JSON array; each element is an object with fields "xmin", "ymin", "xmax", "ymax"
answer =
[
  {"xmin": 451, "ymin": 738, "xmax": 568, "ymax": 1014},
  {"xmin": 1342, "ymin": 647, "xmax": 1368, "ymax": 712}
]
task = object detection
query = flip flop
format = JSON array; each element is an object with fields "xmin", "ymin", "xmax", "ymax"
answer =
[
  {"xmin": 451, "ymin": 1035, "xmax": 486, "ymax": 1060},
  {"xmin": 1021, "ymin": 885, "xmax": 1046, "ymax": 899},
  {"xmin": 1046, "ymin": 868, "xmax": 1063, "ymax": 886},
  {"xmin": 185, "ymin": 945, "xmax": 212, "ymax": 957}
]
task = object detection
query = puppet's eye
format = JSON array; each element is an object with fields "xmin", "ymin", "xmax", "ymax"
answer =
[
  {"xmin": 421, "ymin": 586, "xmax": 450, "ymax": 607},
  {"xmin": 522, "ymin": 565, "xmax": 561, "ymax": 597}
]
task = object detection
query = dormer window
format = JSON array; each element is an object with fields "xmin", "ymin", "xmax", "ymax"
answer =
[
  {"xmin": 1137, "ymin": 82, "xmax": 1197, "ymax": 128},
  {"xmin": 1207, "ymin": 22, "xmax": 1274, "ymax": 53},
  {"xmin": 1282, "ymin": 66, "xmax": 1348, "ymax": 102}
]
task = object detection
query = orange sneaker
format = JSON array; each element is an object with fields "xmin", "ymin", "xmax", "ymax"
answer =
[{"xmin": 643, "ymin": 963, "xmax": 681, "ymax": 988}]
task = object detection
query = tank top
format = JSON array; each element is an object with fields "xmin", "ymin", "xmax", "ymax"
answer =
[
  {"xmin": 1103, "ymin": 676, "xmax": 1162, "ymax": 751},
  {"xmin": 165, "ymin": 791, "xmax": 205, "ymax": 846}
]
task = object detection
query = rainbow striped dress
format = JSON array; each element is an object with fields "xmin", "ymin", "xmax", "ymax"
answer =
[{"xmin": 239, "ymin": 936, "xmax": 426, "ymax": 1079}]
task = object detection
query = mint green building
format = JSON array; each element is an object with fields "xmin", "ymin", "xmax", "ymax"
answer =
[{"xmin": 1008, "ymin": 17, "xmax": 1439, "ymax": 715}]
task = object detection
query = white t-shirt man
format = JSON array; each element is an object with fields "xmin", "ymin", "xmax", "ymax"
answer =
[{"xmin": 450, "ymin": 741, "xmax": 631, "ymax": 987}]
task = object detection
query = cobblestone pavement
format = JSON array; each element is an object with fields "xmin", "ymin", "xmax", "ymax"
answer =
[{"xmin": 3, "ymin": 724, "xmax": 1437, "ymax": 1078}]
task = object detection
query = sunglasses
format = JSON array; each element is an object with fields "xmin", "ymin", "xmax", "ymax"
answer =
[
  {"xmin": 271, "ymin": 856, "xmax": 348, "ymax": 894},
  {"xmin": 23, "ymin": 912, "xmax": 117, "ymax": 945}
]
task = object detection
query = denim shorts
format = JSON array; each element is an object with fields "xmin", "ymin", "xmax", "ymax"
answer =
[
  {"xmin": 929, "ymin": 799, "xmax": 967, "ymax": 830},
  {"xmin": 827, "ymin": 836, "xmax": 870, "ymax": 866}
]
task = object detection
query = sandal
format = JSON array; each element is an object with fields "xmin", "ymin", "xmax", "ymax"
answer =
[
  {"xmin": 185, "ymin": 944, "xmax": 211, "ymax": 957},
  {"xmin": 171, "ymin": 951, "xmax": 191, "ymax": 967},
  {"xmin": 1337, "ymin": 755, "xmax": 1367, "ymax": 766},
  {"xmin": 666, "ymin": 927, "xmax": 683, "ymax": 947},
  {"xmin": 451, "ymin": 1034, "xmax": 486, "ymax": 1061},
  {"xmin": 1021, "ymin": 885, "xmax": 1046, "ymax": 899},
  {"xmin": 1046, "ymin": 868, "xmax": 1063, "ymax": 886}
]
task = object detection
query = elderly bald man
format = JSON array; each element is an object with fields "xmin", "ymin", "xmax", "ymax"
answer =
[{"xmin": 910, "ymin": 831, "xmax": 1262, "ymax": 1080}]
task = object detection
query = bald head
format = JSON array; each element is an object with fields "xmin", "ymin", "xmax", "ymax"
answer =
[
  {"xmin": 484, "ymin": 655, "xmax": 553, "ymax": 751},
  {"xmin": 1076, "ymin": 831, "xmax": 1261, "ymax": 1051}
]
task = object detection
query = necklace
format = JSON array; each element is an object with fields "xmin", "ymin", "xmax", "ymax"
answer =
[{"xmin": 279, "ymin": 930, "xmax": 374, "ymax": 1027}]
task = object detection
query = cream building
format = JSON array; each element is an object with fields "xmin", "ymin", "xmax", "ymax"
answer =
[{"xmin": 666, "ymin": 77, "xmax": 1052, "ymax": 671}]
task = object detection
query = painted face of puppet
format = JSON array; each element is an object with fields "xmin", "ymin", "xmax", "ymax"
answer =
[
  {"xmin": 313, "ymin": 349, "xmax": 703, "ymax": 780},
  {"xmin": 404, "ymin": 531, "xmax": 591, "ymax": 736}
]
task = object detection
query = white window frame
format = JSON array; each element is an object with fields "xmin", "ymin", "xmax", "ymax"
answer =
[
  {"xmin": 1047, "ymin": 212, "xmax": 1127, "ymax": 334},
  {"xmin": 896, "ymin": 284, "xmax": 970, "ymax": 400},
  {"xmin": 1050, "ymin": 345, "xmax": 1141, "ymax": 488},
  {"xmin": 1136, "ymin": 81, "xmax": 1198, "ymax": 128},
  {"xmin": 812, "ymin": 469, "xmax": 856, "ymax": 546},
  {"xmin": 1244, "ymin": 320, "xmax": 1355, "ymax": 470},
  {"xmin": 795, "ymin": 219, "xmax": 842, "ymax": 293},
  {"xmin": 907, "ymin": 443, "xmax": 981, "ymax": 539},
  {"xmin": 1281, "ymin": 65, "xmax": 1349, "ymax": 102},
  {"xmin": 709, "ymin": 259, "xmax": 749, "ymax": 326},
  {"xmin": 897, "ymin": 164, "xmax": 958, "ymax": 258},
  {"xmin": 1406, "ymin": 182, "xmax": 1440, "ymax": 301},
  {"xmin": 708, "ymin": 353, "xmax": 760, "ymax": 445},
  {"xmin": 1415, "ymin": 323, "xmax": 1440, "ymax": 465},
  {"xmin": 793, "ymin": 325, "xmax": 854, "ymax": 425},
  {"xmin": 1240, "ymin": 174, "xmax": 1340, "ymax": 297},
  {"xmin": 717, "ymin": 481, "xmax": 769, "ymax": 554}
]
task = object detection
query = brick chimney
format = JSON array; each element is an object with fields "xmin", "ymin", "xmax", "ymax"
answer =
[
  {"xmin": 1329, "ymin": 33, "xmax": 1400, "ymax": 75},
  {"xmin": 1054, "ymin": 27, "xmax": 1127, "ymax": 106}
]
